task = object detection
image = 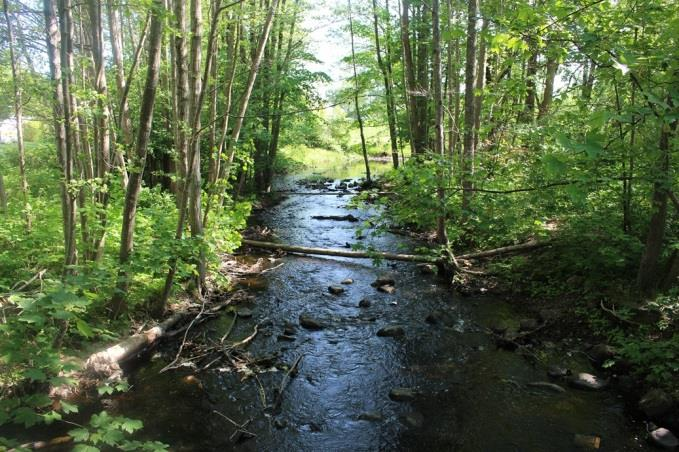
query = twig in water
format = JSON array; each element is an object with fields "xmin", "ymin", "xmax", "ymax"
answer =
[
  {"xmin": 272, "ymin": 354, "xmax": 303, "ymax": 411},
  {"xmin": 160, "ymin": 297, "xmax": 208, "ymax": 373},
  {"xmin": 212, "ymin": 410, "xmax": 256, "ymax": 441}
]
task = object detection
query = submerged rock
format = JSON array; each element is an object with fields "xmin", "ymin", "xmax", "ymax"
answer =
[
  {"xmin": 573, "ymin": 434, "xmax": 601, "ymax": 449},
  {"xmin": 236, "ymin": 307, "xmax": 253, "ymax": 318},
  {"xmin": 358, "ymin": 411, "xmax": 383, "ymax": 422},
  {"xmin": 649, "ymin": 427, "xmax": 679, "ymax": 449},
  {"xmin": 358, "ymin": 298, "xmax": 371, "ymax": 308},
  {"xmin": 589, "ymin": 343, "xmax": 618, "ymax": 366},
  {"xmin": 418, "ymin": 264, "xmax": 437, "ymax": 275},
  {"xmin": 299, "ymin": 314, "xmax": 324, "ymax": 330},
  {"xmin": 527, "ymin": 381, "xmax": 566, "ymax": 393},
  {"xmin": 639, "ymin": 389, "xmax": 674, "ymax": 418},
  {"xmin": 569, "ymin": 373, "xmax": 608, "ymax": 391},
  {"xmin": 277, "ymin": 334, "xmax": 296, "ymax": 342},
  {"xmin": 372, "ymin": 276, "xmax": 396, "ymax": 287},
  {"xmin": 341, "ymin": 278, "xmax": 354, "ymax": 285},
  {"xmin": 426, "ymin": 310, "xmax": 444, "ymax": 325},
  {"xmin": 378, "ymin": 285, "xmax": 396, "ymax": 294},
  {"xmin": 377, "ymin": 325, "xmax": 405, "ymax": 337},
  {"xmin": 389, "ymin": 388, "xmax": 417, "ymax": 401},
  {"xmin": 547, "ymin": 365, "xmax": 571, "ymax": 379},
  {"xmin": 328, "ymin": 285, "xmax": 345, "ymax": 295},
  {"xmin": 403, "ymin": 412, "xmax": 425, "ymax": 428}
]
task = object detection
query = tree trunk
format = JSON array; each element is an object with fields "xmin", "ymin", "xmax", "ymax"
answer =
[
  {"xmin": 538, "ymin": 55, "xmax": 558, "ymax": 120},
  {"xmin": 88, "ymin": 0, "xmax": 113, "ymax": 260},
  {"xmin": 636, "ymin": 116, "xmax": 678, "ymax": 295},
  {"xmin": 473, "ymin": 18, "xmax": 488, "ymax": 149},
  {"xmin": 400, "ymin": 0, "xmax": 419, "ymax": 155},
  {"xmin": 462, "ymin": 0, "xmax": 478, "ymax": 213},
  {"xmin": 3, "ymin": 0, "xmax": 31, "ymax": 232},
  {"xmin": 56, "ymin": 0, "xmax": 79, "ymax": 271},
  {"xmin": 111, "ymin": 0, "xmax": 165, "ymax": 317},
  {"xmin": 0, "ymin": 173, "xmax": 7, "ymax": 213},
  {"xmin": 521, "ymin": 40, "xmax": 538, "ymax": 123},
  {"xmin": 432, "ymin": 0, "xmax": 447, "ymax": 244},
  {"xmin": 372, "ymin": 0, "xmax": 399, "ymax": 169},
  {"xmin": 348, "ymin": 0, "xmax": 371, "ymax": 184}
]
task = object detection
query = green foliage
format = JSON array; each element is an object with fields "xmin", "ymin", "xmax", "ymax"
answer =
[{"xmin": 69, "ymin": 411, "xmax": 168, "ymax": 452}]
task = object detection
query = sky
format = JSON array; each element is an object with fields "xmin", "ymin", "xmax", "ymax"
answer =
[{"xmin": 302, "ymin": 0, "xmax": 349, "ymax": 100}]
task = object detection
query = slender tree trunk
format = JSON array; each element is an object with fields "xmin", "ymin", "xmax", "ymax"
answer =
[
  {"xmin": 57, "ymin": 0, "xmax": 79, "ymax": 271},
  {"xmin": 220, "ymin": 0, "xmax": 280, "ymax": 180},
  {"xmin": 400, "ymin": 0, "xmax": 419, "ymax": 155},
  {"xmin": 106, "ymin": 0, "xmax": 131, "ymax": 188},
  {"xmin": 3, "ymin": 0, "xmax": 31, "ymax": 232},
  {"xmin": 636, "ymin": 115, "xmax": 677, "ymax": 295},
  {"xmin": 0, "ymin": 173, "xmax": 6, "ymax": 213},
  {"xmin": 111, "ymin": 0, "xmax": 165, "ymax": 317},
  {"xmin": 432, "ymin": 0, "xmax": 447, "ymax": 244},
  {"xmin": 372, "ymin": 0, "xmax": 399, "ymax": 169},
  {"xmin": 521, "ymin": 39, "xmax": 538, "ymax": 123},
  {"xmin": 168, "ymin": 0, "xmax": 280, "ymax": 307},
  {"xmin": 173, "ymin": 0, "xmax": 190, "ymax": 207},
  {"xmin": 473, "ymin": 17, "xmax": 488, "ymax": 149},
  {"xmin": 89, "ymin": 0, "xmax": 113, "ymax": 260},
  {"xmin": 348, "ymin": 0, "xmax": 371, "ymax": 184},
  {"xmin": 538, "ymin": 55, "xmax": 558, "ymax": 120},
  {"xmin": 462, "ymin": 0, "xmax": 478, "ymax": 213}
]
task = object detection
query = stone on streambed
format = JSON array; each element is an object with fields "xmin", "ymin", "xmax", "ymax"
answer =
[
  {"xmin": 649, "ymin": 427, "xmax": 679, "ymax": 449},
  {"xmin": 299, "ymin": 314, "xmax": 324, "ymax": 330},
  {"xmin": 569, "ymin": 373, "xmax": 608, "ymax": 390},
  {"xmin": 372, "ymin": 276, "xmax": 396, "ymax": 287},
  {"xmin": 639, "ymin": 389, "xmax": 674, "ymax": 418},
  {"xmin": 418, "ymin": 264, "xmax": 437, "ymax": 275},
  {"xmin": 328, "ymin": 285, "xmax": 345, "ymax": 295},
  {"xmin": 341, "ymin": 278, "xmax": 354, "ymax": 285},
  {"xmin": 277, "ymin": 334, "xmax": 296, "ymax": 342},
  {"xmin": 378, "ymin": 285, "xmax": 396, "ymax": 294},
  {"xmin": 589, "ymin": 343, "xmax": 618, "ymax": 366},
  {"xmin": 358, "ymin": 411, "xmax": 383, "ymax": 422},
  {"xmin": 377, "ymin": 325, "xmax": 405, "ymax": 337},
  {"xmin": 547, "ymin": 365, "xmax": 571, "ymax": 379},
  {"xmin": 389, "ymin": 388, "xmax": 418, "ymax": 402},
  {"xmin": 573, "ymin": 434, "xmax": 601, "ymax": 449},
  {"xmin": 358, "ymin": 298, "xmax": 371, "ymax": 308},
  {"xmin": 403, "ymin": 412, "xmax": 425, "ymax": 428},
  {"xmin": 236, "ymin": 307, "xmax": 253, "ymax": 318}
]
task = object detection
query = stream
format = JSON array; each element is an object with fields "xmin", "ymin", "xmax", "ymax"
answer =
[{"xmin": 107, "ymin": 162, "xmax": 649, "ymax": 451}]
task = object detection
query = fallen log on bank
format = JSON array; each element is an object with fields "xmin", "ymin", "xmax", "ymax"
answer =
[
  {"xmin": 84, "ymin": 295, "xmax": 244, "ymax": 378},
  {"xmin": 241, "ymin": 239, "xmax": 547, "ymax": 264}
]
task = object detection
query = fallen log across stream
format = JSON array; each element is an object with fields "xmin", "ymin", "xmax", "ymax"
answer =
[{"xmin": 241, "ymin": 239, "xmax": 547, "ymax": 264}]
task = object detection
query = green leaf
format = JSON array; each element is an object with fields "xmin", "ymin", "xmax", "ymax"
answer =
[
  {"xmin": 60, "ymin": 401, "xmax": 79, "ymax": 414},
  {"xmin": 73, "ymin": 445, "xmax": 99, "ymax": 452},
  {"xmin": 23, "ymin": 368, "xmax": 47, "ymax": 382},
  {"xmin": 69, "ymin": 428, "xmax": 90, "ymax": 442},
  {"xmin": 75, "ymin": 319, "xmax": 94, "ymax": 338}
]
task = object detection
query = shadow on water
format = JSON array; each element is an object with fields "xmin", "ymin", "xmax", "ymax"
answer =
[{"xmin": 99, "ymin": 162, "xmax": 650, "ymax": 451}]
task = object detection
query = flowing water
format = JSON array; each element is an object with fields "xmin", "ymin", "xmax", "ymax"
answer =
[{"xmin": 64, "ymin": 163, "xmax": 653, "ymax": 450}]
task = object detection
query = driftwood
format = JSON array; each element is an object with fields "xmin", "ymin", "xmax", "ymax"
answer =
[
  {"xmin": 241, "ymin": 239, "xmax": 546, "ymax": 264},
  {"xmin": 85, "ymin": 296, "xmax": 242, "ymax": 378}
]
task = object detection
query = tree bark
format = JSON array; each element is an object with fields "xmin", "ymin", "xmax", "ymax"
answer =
[
  {"xmin": 462, "ymin": 0, "xmax": 478, "ymax": 213},
  {"xmin": 3, "ymin": 0, "xmax": 31, "ymax": 232},
  {"xmin": 348, "ymin": 0, "xmax": 371, "ymax": 184},
  {"xmin": 400, "ymin": 0, "xmax": 419, "ymax": 155},
  {"xmin": 473, "ymin": 17, "xmax": 488, "ymax": 149},
  {"xmin": 538, "ymin": 55, "xmax": 558, "ymax": 120},
  {"xmin": 111, "ymin": 0, "xmax": 165, "ymax": 317},
  {"xmin": 432, "ymin": 0, "xmax": 447, "ymax": 244},
  {"xmin": 0, "ymin": 173, "xmax": 7, "ymax": 213},
  {"xmin": 372, "ymin": 0, "xmax": 399, "ymax": 169},
  {"xmin": 56, "ymin": 0, "xmax": 79, "ymax": 271},
  {"xmin": 636, "ymin": 116, "xmax": 678, "ymax": 295}
]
